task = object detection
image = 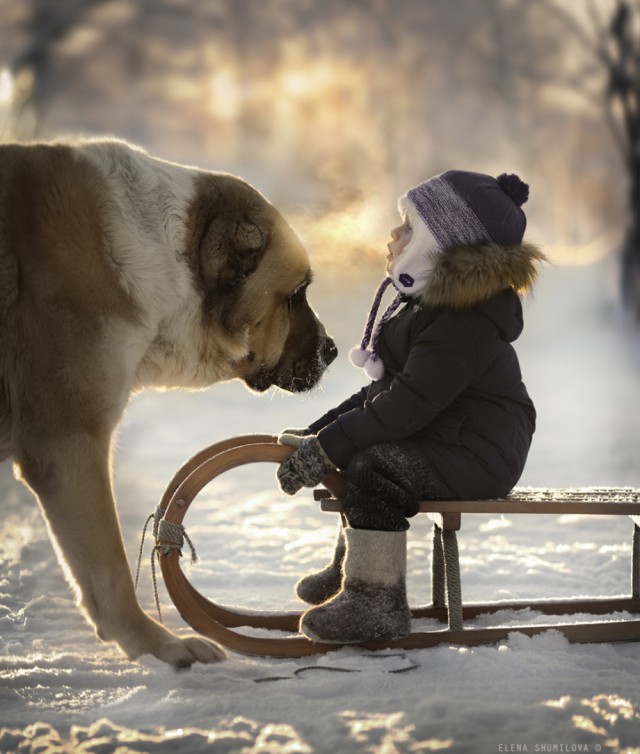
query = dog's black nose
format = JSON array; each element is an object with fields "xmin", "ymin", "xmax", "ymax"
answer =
[{"xmin": 322, "ymin": 337, "xmax": 338, "ymax": 366}]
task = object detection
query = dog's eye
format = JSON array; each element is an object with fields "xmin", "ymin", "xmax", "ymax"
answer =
[{"xmin": 287, "ymin": 284, "xmax": 307, "ymax": 312}]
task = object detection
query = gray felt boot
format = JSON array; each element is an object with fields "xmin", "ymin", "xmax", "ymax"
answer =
[
  {"xmin": 299, "ymin": 528, "xmax": 411, "ymax": 644},
  {"xmin": 295, "ymin": 520, "xmax": 346, "ymax": 605}
]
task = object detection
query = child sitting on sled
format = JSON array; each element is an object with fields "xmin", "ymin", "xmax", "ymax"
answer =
[{"xmin": 277, "ymin": 170, "xmax": 546, "ymax": 644}]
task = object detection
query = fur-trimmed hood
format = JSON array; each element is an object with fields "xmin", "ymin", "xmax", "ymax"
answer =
[
  {"xmin": 423, "ymin": 240, "xmax": 547, "ymax": 309},
  {"xmin": 351, "ymin": 238, "xmax": 546, "ymax": 381}
]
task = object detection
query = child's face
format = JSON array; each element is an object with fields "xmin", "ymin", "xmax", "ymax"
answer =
[{"xmin": 387, "ymin": 220, "xmax": 412, "ymax": 272}]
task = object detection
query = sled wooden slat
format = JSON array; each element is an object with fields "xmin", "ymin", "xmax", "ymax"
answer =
[
  {"xmin": 180, "ymin": 582, "xmax": 640, "ymax": 631},
  {"xmin": 157, "ymin": 435, "xmax": 640, "ymax": 657},
  {"xmin": 319, "ymin": 491, "xmax": 640, "ymax": 516}
]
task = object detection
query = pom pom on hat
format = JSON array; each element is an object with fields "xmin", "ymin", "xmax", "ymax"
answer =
[{"xmin": 496, "ymin": 173, "xmax": 529, "ymax": 207}]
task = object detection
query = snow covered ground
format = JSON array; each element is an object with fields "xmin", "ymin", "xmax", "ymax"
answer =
[{"xmin": 1, "ymin": 255, "xmax": 640, "ymax": 754}]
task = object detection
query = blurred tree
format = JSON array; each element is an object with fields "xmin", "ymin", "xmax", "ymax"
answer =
[
  {"xmin": 8, "ymin": 0, "xmax": 102, "ymax": 137},
  {"xmin": 0, "ymin": 0, "xmax": 623, "ymax": 274},
  {"xmin": 606, "ymin": 2, "xmax": 640, "ymax": 314},
  {"xmin": 539, "ymin": 0, "xmax": 640, "ymax": 314}
]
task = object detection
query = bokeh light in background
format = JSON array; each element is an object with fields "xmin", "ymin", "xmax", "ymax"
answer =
[{"xmin": 0, "ymin": 0, "xmax": 630, "ymax": 276}]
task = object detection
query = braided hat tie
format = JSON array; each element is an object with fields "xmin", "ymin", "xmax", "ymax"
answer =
[{"xmin": 349, "ymin": 277, "xmax": 404, "ymax": 381}]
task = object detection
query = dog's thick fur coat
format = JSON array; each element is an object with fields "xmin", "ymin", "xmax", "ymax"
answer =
[{"xmin": 0, "ymin": 138, "xmax": 336, "ymax": 667}]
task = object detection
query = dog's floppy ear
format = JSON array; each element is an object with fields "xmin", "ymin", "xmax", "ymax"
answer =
[
  {"xmin": 198, "ymin": 214, "xmax": 269, "ymax": 325},
  {"xmin": 227, "ymin": 218, "xmax": 267, "ymax": 284},
  {"xmin": 199, "ymin": 215, "xmax": 267, "ymax": 292}
]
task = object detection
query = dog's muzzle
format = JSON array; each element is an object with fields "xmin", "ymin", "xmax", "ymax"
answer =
[
  {"xmin": 320, "ymin": 336, "xmax": 338, "ymax": 367},
  {"xmin": 245, "ymin": 334, "xmax": 338, "ymax": 394}
]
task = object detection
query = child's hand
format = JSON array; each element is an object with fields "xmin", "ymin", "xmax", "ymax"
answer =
[
  {"xmin": 278, "ymin": 427, "xmax": 312, "ymax": 449},
  {"xmin": 277, "ymin": 436, "xmax": 336, "ymax": 495}
]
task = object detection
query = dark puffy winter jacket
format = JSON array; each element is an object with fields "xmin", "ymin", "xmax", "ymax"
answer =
[{"xmin": 310, "ymin": 240, "xmax": 545, "ymax": 499}]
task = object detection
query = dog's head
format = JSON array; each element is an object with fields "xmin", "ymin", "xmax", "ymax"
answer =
[{"xmin": 189, "ymin": 174, "xmax": 337, "ymax": 393}]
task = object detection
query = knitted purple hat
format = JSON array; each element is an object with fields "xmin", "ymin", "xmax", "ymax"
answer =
[
  {"xmin": 407, "ymin": 170, "xmax": 528, "ymax": 248},
  {"xmin": 350, "ymin": 171, "xmax": 529, "ymax": 381}
]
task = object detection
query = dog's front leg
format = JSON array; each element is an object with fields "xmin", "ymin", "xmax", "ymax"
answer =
[{"xmin": 16, "ymin": 433, "xmax": 225, "ymax": 668}]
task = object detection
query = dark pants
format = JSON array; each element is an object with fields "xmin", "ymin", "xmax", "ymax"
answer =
[{"xmin": 343, "ymin": 442, "xmax": 456, "ymax": 531}]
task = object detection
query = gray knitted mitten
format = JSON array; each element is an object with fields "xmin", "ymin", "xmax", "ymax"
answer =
[
  {"xmin": 278, "ymin": 427, "xmax": 312, "ymax": 450},
  {"xmin": 280, "ymin": 427, "xmax": 312, "ymax": 437},
  {"xmin": 277, "ymin": 436, "xmax": 336, "ymax": 495}
]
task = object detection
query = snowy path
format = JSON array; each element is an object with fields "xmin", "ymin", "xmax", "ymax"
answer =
[{"xmin": 1, "ymin": 257, "xmax": 640, "ymax": 753}]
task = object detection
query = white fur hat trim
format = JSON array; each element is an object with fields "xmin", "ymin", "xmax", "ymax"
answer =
[{"xmin": 392, "ymin": 196, "xmax": 442, "ymax": 295}]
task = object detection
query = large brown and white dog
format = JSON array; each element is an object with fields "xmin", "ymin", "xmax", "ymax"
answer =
[{"xmin": 0, "ymin": 138, "xmax": 337, "ymax": 668}]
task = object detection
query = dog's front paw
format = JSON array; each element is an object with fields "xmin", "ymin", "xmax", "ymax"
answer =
[
  {"xmin": 156, "ymin": 634, "xmax": 227, "ymax": 669},
  {"xmin": 118, "ymin": 616, "xmax": 226, "ymax": 668}
]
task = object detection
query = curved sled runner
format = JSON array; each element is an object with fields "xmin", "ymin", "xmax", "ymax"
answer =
[{"xmin": 155, "ymin": 435, "xmax": 640, "ymax": 656}]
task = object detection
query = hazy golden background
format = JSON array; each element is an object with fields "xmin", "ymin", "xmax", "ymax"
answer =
[{"xmin": 0, "ymin": 0, "xmax": 629, "ymax": 274}]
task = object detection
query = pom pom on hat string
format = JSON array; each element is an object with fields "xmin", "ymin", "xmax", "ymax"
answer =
[{"xmin": 349, "ymin": 276, "xmax": 405, "ymax": 380}]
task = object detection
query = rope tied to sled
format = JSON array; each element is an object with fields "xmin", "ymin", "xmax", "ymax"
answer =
[
  {"xmin": 135, "ymin": 504, "xmax": 198, "ymax": 623},
  {"xmin": 157, "ymin": 518, "xmax": 198, "ymax": 559}
]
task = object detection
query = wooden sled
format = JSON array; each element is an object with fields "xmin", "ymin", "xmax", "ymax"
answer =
[{"xmin": 156, "ymin": 435, "xmax": 640, "ymax": 656}]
